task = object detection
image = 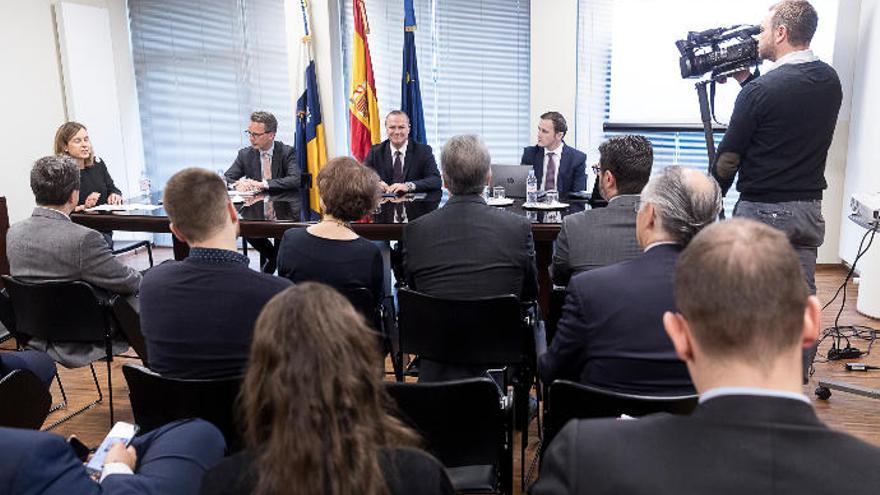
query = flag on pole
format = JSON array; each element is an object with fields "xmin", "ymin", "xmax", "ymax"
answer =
[
  {"xmin": 401, "ymin": 0, "xmax": 426, "ymax": 144},
  {"xmin": 294, "ymin": 0, "xmax": 328, "ymax": 219},
  {"xmin": 349, "ymin": 0, "xmax": 381, "ymax": 161}
]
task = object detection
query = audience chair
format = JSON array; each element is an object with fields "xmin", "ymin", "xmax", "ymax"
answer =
[
  {"xmin": 112, "ymin": 239, "xmax": 153, "ymax": 267},
  {"xmin": 396, "ymin": 287, "xmax": 538, "ymax": 489},
  {"xmin": 2, "ymin": 276, "xmax": 118, "ymax": 429},
  {"xmin": 122, "ymin": 364, "xmax": 243, "ymax": 452},
  {"xmin": 338, "ymin": 286, "xmax": 401, "ymax": 379},
  {"xmin": 542, "ymin": 380, "xmax": 698, "ymax": 455},
  {"xmin": 0, "ymin": 369, "xmax": 52, "ymax": 429},
  {"xmin": 386, "ymin": 378, "xmax": 514, "ymax": 495}
]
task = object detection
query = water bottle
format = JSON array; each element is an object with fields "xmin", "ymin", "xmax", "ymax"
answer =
[
  {"xmin": 139, "ymin": 172, "xmax": 152, "ymax": 204},
  {"xmin": 526, "ymin": 169, "xmax": 538, "ymax": 204}
]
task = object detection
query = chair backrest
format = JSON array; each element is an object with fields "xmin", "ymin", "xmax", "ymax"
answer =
[
  {"xmin": 0, "ymin": 197, "xmax": 9, "ymax": 285},
  {"xmin": 337, "ymin": 286, "xmax": 383, "ymax": 334},
  {"xmin": 122, "ymin": 364, "xmax": 242, "ymax": 451},
  {"xmin": 0, "ymin": 369, "xmax": 52, "ymax": 429},
  {"xmin": 385, "ymin": 378, "xmax": 509, "ymax": 468},
  {"xmin": 397, "ymin": 288, "xmax": 529, "ymax": 367},
  {"xmin": 544, "ymin": 379, "xmax": 698, "ymax": 449},
  {"xmin": 1, "ymin": 276, "xmax": 112, "ymax": 343}
]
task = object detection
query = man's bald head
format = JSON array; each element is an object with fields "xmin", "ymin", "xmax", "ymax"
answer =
[{"xmin": 640, "ymin": 166, "xmax": 722, "ymax": 246}]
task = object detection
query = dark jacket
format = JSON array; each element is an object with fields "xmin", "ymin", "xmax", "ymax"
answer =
[
  {"xmin": 520, "ymin": 143, "xmax": 587, "ymax": 194},
  {"xmin": 225, "ymin": 141, "xmax": 300, "ymax": 192},
  {"xmin": 363, "ymin": 139, "xmax": 441, "ymax": 192}
]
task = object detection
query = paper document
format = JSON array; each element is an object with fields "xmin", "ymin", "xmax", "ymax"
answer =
[{"xmin": 86, "ymin": 204, "xmax": 161, "ymax": 212}]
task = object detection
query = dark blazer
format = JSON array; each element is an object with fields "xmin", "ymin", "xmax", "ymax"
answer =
[
  {"xmin": 200, "ymin": 447, "xmax": 455, "ymax": 495},
  {"xmin": 533, "ymin": 395, "xmax": 880, "ymax": 495},
  {"xmin": 225, "ymin": 141, "xmax": 299, "ymax": 192},
  {"xmin": 520, "ymin": 143, "xmax": 587, "ymax": 194},
  {"xmin": 139, "ymin": 251, "xmax": 291, "ymax": 379},
  {"xmin": 0, "ymin": 419, "xmax": 226, "ymax": 495},
  {"xmin": 539, "ymin": 244, "xmax": 693, "ymax": 394},
  {"xmin": 550, "ymin": 194, "xmax": 641, "ymax": 286},
  {"xmin": 363, "ymin": 139, "xmax": 441, "ymax": 192}
]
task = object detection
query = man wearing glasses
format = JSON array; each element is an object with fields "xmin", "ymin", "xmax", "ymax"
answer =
[{"xmin": 225, "ymin": 111, "xmax": 300, "ymax": 193}]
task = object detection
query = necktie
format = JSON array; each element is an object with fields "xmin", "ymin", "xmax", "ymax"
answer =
[
  {"xmin": 261, "ymin": 152, "xmax": 272, "ymax": 181},
  {"xmin": 545, "ymin": 152, "xmax": 557, "ymax": 191},
  {"xmin": 393, "ymin": 151, "xmax": 404, "ymax": 184}
]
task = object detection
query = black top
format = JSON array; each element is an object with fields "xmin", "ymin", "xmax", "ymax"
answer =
[
  {"xmin": 139, "ymin": 248, "xmax": 292, "ymax": 379},
  {"xmin": 200, "ymin": 447, "xmax": 455, "ymax": 495},
  {"xmin": 78, "ymin": 158, "xmax": 121, "ymax": 206},
  {"xmin": 276, "ymin": 228, "xmax": 384, "ymax": 302},
  {"xmin": 715, "ymin": 60, "xmax": 842, "ymax": 202}
]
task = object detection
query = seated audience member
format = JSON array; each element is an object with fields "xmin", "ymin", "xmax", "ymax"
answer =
[
  {"xmin": 533, "ymin": 219, "xmax": 880, "ymax": 494},
  {"xmin": 277, "ymin": 157, "xmax": 383, "ymax": 304},
  {"xmin": 539, "ymin": 167, "xmax": 721, "ymax": 394},
  {"xmin": 6, "ymin": 156, "xmax": 141, "ymax": 367},
  {"xmin": 0, "ymin": 349, "xmax": 56, "ymax": 387},
  {"xmin": 225, "ymin": 111, "xmax": 300, "ymax": 273},
  {"xmin": 54, "ymin": 121, "xmax": 123, "ymax": 247},
  {"xmin": 520, "ymin": 112, "xmax": 587, "ymax": 194},
  {"xmin": 201, "ymin": 283, "xmax": 454, "ymax": 495},
  {"xmin": 363, "ymin": 110, "xmax": 441, "ymax": 194},
  {"xmin": 551, "ymin": 135, "xmax": 653, "ymax": 286},
  {"xmin": 0, "ymin": 419, "xmax": 225, "ymax": 495},
  {"xmin": 402, "ymin": 135, "xmax": 538, "ymax": 382},
  {"xmin": 139, "ymin": 168, "xmax": 291, "ymax": 379}
]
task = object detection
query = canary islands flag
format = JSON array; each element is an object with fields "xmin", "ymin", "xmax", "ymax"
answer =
[
  {"xmin": 349, "ymin": 0, "xmax": 381, "ymax": 161},
  {"xmin": 401, "ymin": 0, "xmax": 426, "ymax": 144}
]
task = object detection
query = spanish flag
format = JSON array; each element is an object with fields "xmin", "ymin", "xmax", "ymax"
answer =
[
  {"xmin": 349, "ymin": 0, "xmax": 381, "ymax": 162},
  {"xmin": 294, "ymin": 0, "xmax": 328, "ymax": 219}
]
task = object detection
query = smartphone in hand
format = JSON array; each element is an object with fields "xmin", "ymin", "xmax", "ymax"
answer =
[{"xmin": 85, "ymin": 422, "xmax": 138, "ymax": 477}]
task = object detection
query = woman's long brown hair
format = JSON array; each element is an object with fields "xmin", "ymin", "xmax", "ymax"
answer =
[{"xmin": 241, "ymin": 282, "xmax": 419, "ymax": 495}]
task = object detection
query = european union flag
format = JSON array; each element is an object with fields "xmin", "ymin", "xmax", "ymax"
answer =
[{"xmin": 401, "ymin": 0, "xmax": 426, "ymax": 144}]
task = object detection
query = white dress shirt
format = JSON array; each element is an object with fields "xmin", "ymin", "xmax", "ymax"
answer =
[{"xmin": 765, "ymin": 49, "xmax": 819, "ymax": 74}]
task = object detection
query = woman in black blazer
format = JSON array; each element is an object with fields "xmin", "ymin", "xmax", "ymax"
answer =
[{"xmin": 200, "ymin": 283, "xmax": 454, "ymax": 495}]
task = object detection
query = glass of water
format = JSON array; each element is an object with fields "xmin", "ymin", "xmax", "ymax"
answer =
[
  {"xmin": 493, "ymin": 186, "xmax": 506, "ymax": 200},
  {"xmin": 545, "ymin": 190, "xmax": 559, "ymax": 205}
]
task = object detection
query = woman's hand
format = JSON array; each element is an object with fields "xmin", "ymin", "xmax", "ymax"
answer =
[
  {"xmin": 84, "ymin": 192, "xmax": 101, "ymax": 208},
  {"xmin": 107, "ymin": 193, "xmax": 123, "ymax": 205}
]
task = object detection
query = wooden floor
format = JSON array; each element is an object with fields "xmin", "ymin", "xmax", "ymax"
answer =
[{"xmin": 4, "ymin": 251, "xmax": 879, "ymax": 494}]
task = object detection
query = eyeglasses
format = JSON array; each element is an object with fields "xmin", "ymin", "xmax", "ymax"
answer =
[
  {"xmin": 244, "ymin": 130, "xmax": 271, "ymax": 138},
  {"xmin": 591, "ymin": 164, "xmax": 602, "ymax": 175}
]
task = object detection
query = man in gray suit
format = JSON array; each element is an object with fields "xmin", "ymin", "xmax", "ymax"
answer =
[
  {"xmin": 6, "ymin": 155, "xmax": 142, "ymax": 366},
  {"xmin": 550, "ymin": 135, "xmax": 653, "ymax": 286}
]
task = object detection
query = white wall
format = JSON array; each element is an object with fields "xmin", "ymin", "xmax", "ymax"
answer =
[
  {"xmin": 840, "ymin": 0, "xmax": 880, "ymax": 264},
  {"xmin": 530, "ymin": 0, "xmax": 578, "ymax": 142}
]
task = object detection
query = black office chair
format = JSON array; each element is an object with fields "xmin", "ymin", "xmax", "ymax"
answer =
[
  {"xmin": 2, "ymin": 276, "xmax": 118, "ymax": 429},
  {"xmin": 112, "ymin": 239, "xmax": 153, "ymax": 267},
  {"xmin": 0, "ymin": 369, "xmax": 52, "ymax": 429},
  {"xmin": 386, "ymin": 378, "xmax": 514, "ymax": 495},
  {"xmin": 122, "ymin": 364, "xmax": 243, "ymax": 452},
  {"xmin": 338, "ymin": 286, "xmax": 402, "ymax": 379},
  {"xmin": 542, "ymin": 380, "xmax": 698, "ymax": 454},
  {"xmin": 396, "ymin": 287, "xmax": 537, "ymax": 489}
]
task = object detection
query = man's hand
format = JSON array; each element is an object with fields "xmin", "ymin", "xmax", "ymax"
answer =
[
  {"xmin": 378, "ymin": 181, "xmax": 390, "ymax": 193},
  {"xmin": 107, "ymin": 193, "xmax": 123, "ymax": 205},
  {"xmin": 387, "ymin": 183, "xmax": 410, "ymax": 195},
  {"xmin": 234, "ymin": 178, "xmax": 262, "ymax": 192},
  {"xmin": 84, "ymin": 192, "xmax": 101, "ymax": 208},
  {"xmin": 104, "ymin": 442, "xmax": 137, "ymax": 471},
  {"xmin": 718, "ymin": 69, "xmax": 752, "ymax": 84}
]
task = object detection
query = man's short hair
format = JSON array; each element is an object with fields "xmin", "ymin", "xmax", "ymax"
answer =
[
  {"xmin": 675, "ymin": 219, "xmax": 809, "ymax": 366},
  {"xmin": 441, "ymin": 135, "xmax": 491, "ymax": 196},
  {"xmin": 250, "ymin": 111, "xmax": 278, "ymax": 134},
  {"xmin": 598, "ymin": 135, "xmax": 653, "ymax": 194},
  {"xmin": 317, "ymin": 156, "xmax": 380, "ymax": 222},
  {"xmin": 540, "ymin": 111, "xmax": 568, "ymax": 137},
  {"xmin": 31, "ymin": 155, "xmax": 80, "ymax": 206},
  {"xmin": 385, "ymin": 110, "xmax": 410, "ymax": 125},
  {"xmin": 164, "ymin": 168, "xmax": 230, "ymax": 243},
  {"xmin": 771, "ymin": 0, "xmax": 818, "ymax": 46},
  {"xmin": 640, "ymin": 166, "xmax": 722, "ymax": 246}
]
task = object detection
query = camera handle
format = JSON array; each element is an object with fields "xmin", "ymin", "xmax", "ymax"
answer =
[{"xmin": 695, "ymin": 80, "xmax": 726, "ymax": 219}]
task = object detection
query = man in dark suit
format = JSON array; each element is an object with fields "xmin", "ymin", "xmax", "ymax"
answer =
[
  {"xmin": 533, "ymin": 218, "xmax": 880, "ymax": 494},
  {"xmin": 225, "ymin": 111, "xmax": 299, "ymax": 273},
  {"xmin": 0, "ymin": 418, "xmax": 224, "ymax": 495},
  {"xmin": 520, "ymin": 112, "xmax": 587, "ymax": 194},
  {"xmin": 403, "ymin": 134, "xmax": 538, "ymax": 382},
  {"xmin": 139, "ymin": 168, "xmax": 291, "ymax": 379},
  {"xmin": 539, "ymin": 167, "xmax": 721, "ymax": 394},
  {"xmin": 551, "ymin": 135, "xmax": 653, "ymax": 286},
  {"xmin": 363, "ymin": 110, "xmax": 441, "ymax": 194}
]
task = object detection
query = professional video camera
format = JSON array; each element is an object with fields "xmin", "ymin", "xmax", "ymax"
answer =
[{"xmin": 676, "ymin": 24, "xmax": 761, "ymax": 79}]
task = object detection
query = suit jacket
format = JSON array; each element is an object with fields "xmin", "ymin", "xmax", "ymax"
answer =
[
  {"xmin": 520, "ymin": 143, "xmax": 587, "ymax": 194},
  {"xmin": 550, "ymin": 194, "xmax": 641, "ymax": 286},
  {"xmin": 6, "ymin": 208, "xmax": 142, "ymax": 367},
  {"xmin": 363, "ymin": 139, "xmax": 441, "ymax": 192},
  {"xmin": 539, "ymin": 244, "xmax": 692, "ymax": 394},
  {"xmin": 533, "ymin": 395, "xmax": 880, "ymax": 495},
  {"xmin": 225, "ymin": 141, "xmax": 299, "ymax": 192},
  {"xmin": 0, "ymin": 419, "xmax": 225, "ymax": 495}
]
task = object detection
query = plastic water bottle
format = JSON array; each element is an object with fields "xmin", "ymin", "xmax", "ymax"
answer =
[
  {"xmin": 139, "ymin": 172, "xmax": 152, "ymax": 204},
  {"xmin": 526, "ymin": 169, "xmax": 538, "ymax": 204}
]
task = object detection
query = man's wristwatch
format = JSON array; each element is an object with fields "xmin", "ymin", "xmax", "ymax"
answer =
[{"xmin": 406, "ymin": 182, "xmax": 416, "ymax": 192}]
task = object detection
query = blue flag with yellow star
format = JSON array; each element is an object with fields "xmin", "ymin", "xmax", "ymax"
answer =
[{"xmin": 401, "ymin": 0, "xmax": 426, "ymax": 144}]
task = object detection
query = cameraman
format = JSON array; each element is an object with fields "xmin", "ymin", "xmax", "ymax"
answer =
[{"xmin": 714, "ymin": 0, "xmax": 841, "ymax": 294}]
